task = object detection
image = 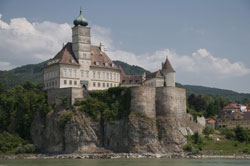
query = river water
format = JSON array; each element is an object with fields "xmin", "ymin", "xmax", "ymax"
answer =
[{"xmin": 1, "ymin": 158, "xmax": 250, "ymax": 166}]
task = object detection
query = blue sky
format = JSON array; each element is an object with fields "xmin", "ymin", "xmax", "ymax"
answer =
[{"xmin": 0, "ymin": 0, "xmax": 250, "ymax": 93}]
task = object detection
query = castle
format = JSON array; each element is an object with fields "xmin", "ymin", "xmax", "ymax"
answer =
[
  {"xmin": 44, "ymin": 10, "xmax": 176, "ymax": 105},
  {"xmin": 35, "ymin": 10, "xmax": 206, "ymax": 153}
]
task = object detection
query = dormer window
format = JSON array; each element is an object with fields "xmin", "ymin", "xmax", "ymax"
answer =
[
  {"xmin": 94, "ymin": 61, "xmax": 99, "ymax": 65},
  {"xmin": 70, "ymin": 59, "xmax": 75, "ymax": 64},
  {"xmin": 111, "ymin": 63, "xmax": 115, "ymax": 67},
  {"xmin": 104, "ymin": 62, "xmax": 108, "ymax": 67}
]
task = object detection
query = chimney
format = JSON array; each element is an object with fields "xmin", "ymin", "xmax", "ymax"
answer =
[{"xmin": 100, "ymin": 42, "xmax": 106, "ymax": 52}]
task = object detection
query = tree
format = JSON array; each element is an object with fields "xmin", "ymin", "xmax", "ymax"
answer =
[
  {"xmin": 235, "ymin": 126, "xmax": 248, "ymax": 142},
  {"xmin": 203, "ymin": 126, "xmax": 215, "ymax": 136},
  {"xmin": 0, "ymin": 81, "xmax": 5, "ymax": 94},
  {"xmin": 23, "ymin": 81, "xmax": 35, "ymax": 90}
]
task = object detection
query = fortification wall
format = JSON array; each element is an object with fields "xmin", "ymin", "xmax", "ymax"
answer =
[
  {"xmin": 155, "ymin": 87, "xmax": 186, "ymax": 118},
  {"xmin": 47, "ymin": 87, "xmax": 84, "ymax": 106},
  {"xmin": 130, "ymin": 86, "xmax": 156, "ymax": 118}
]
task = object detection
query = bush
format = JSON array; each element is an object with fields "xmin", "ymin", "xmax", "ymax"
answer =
[
  {"xmin": 59, "ymin": 111, "xmax": 73, "ymax": 129},
  {"xmin": 79, "ymin": 87, "xmax": 131, "ymax": 123},
  {"xmin": 220, "ymin": 128, "xmax": 234, "ymax": 140},
  {"xmin": 16, "ymin": 144, "xmax": 36, "ymax": 154},
  {"xmin": 203, "ymin": 126, "xmax": 215, "ymax": 136},
  {"xmin": 0, "ymin": 131, "xmax": 27, "ymax": 154},
  {"xmin": 192, "ymin": 132, "xmax": 203, "ymax": 145},
  {"xmin": 234, "ymin": 126, "xmax": 249, "ymax": 142},
  {"xmin": 183, "ymin": 144, "xmax": 200, "ymax": 154},
  {"xmin": 79, "ymin": 97, "xmax": 108, "ymax": 121},
  {"xmin": 243, "ymin": 148, "xmax": 250, "ymax": 154}
]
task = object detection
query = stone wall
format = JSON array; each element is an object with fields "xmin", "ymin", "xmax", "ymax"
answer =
[
  {"xmin": 130, "ymin": 86, "xmax": 156, "ymax": 118},
  {"xmin": 47, "ymin": 87, "xmax": 84, "ymax": 106},
  {"xmin": 155, "ymin": 87, "xmax": 186, "ymax": 118},
  {"xmin": 129, "ymin": 86, "xmax": 205, "ymax": 135}
]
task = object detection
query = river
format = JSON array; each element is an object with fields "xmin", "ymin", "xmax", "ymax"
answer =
[{"xmin": 1, "ymin": 158, "xmax": 250, "ymax": 166}]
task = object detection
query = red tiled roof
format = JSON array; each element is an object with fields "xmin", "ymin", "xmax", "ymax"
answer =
[
  {"xmin": 45, "ymin": 43, "xmax": 80, "ymax": 67},
  {"xmin": 121, "ymin": 74, "xmax": 142, "ymax": 85},
  {"xmin": 146, "ymin": 70, "xmax": 163, "ymax": 80},
  {"xmin": 90, "ymin": 45, "xmax": 120, "ymax": 71},
  {"xmin": 223, "ymin": 104, "xmax": 240, "ymax": 109},
  {"xmin": 45, "ymin": 43, "xmax": 120, "ymax": 71},
  {"xmin": 207, "ymin": 119, "xmax": 216, "ymax": 122},
  {"xmin": 162, "ymin": 57, "xmax": 175, "ymax": 72}
]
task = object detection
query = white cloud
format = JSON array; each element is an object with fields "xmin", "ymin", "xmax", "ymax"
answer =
[
  {"xmin": 0, "ymin": 14, "xmax": 71, "ymax": 68},
  {"xmin": 0, "ymin": 61, "xmax": 14, "ymax": 70},
  {"xmin": 0, "ymin": 14, "xmax": 249, "ymax": 80}
]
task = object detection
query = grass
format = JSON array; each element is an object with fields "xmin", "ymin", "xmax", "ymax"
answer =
[{"xmin": 189, "ymin": 131, "xmax": 250, "ymax": 155}]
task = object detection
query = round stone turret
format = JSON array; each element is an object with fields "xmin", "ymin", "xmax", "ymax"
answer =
[
  {"xmin": 73, "ymin": 10, "xmax": 88, "ymax": 26},
  {"xmin": 162, "ymin": 57, "xmax": 175, "ymax": 87}
]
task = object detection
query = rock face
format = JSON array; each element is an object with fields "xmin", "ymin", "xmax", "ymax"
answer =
[{"xmin": 31, "ymin": 86, "xmax": 205, "ymax": 154}]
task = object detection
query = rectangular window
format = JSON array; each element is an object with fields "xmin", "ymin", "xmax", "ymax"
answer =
[
  {"xmin": 55, "ymin": 80, "xmax": 57, "ymax": 85},
  {"xmin": 103, "ymin": 83, "xmax": 105, "ymax": 87},
  {"xmin": 74, "ymin": 70, "xmax": 77, "ymax": 77},
  {"xmin": 110, "ymin": 83, "xmax": 112, "ymax": 87},
  {"xmin": 107, "ymin": 73, "xmax": 109, "ymax": 80},
  {"xmin": 102, "ymin": 72, "xmax": 105, "ymax": 79},
  {"xmin": 114, "ymin": 73, "xmax": 116, "ymax": 81},
  {"xmin": 74, "ymin": 81, "xmax": 77, "ymax": 85},
  {"xmin": 81, "ymin": 71, "xmax": 84, "ymax": 78},
  {"xmin": 93, "ymin": 82, "xmax": 96, "ymax": 87},
  {"xmin": 98, "ymin": 82, "xmax": 100, "ymax": 87},
  {"xmin": 69, "ymin": 70, "xmax": 72, "ymax": 77},
  {"xmin": 64, "ymin": 70, "xmax": 67, "ymax": 77},
  {"xmin": 86, "ymin": 71, "xmax": 89, "ymax": 78},
  {"xmin": 93, "ymin": 71, "xmax": 96, "ymax": 79},
  {"xmin": 69, "ymin": 80, "xmax": 72, "ymax": 85},
  {"xmin": 98, "ymin": 72, "xmax": 100, "ymax": 79},
  {"xmin": 110, "ymin": 73, "xmax": 112, "ymax": 80},
  {"xmin": 107, "ymin": 83, "xmax": 109, "ymax": 87},
  {"xmin": 64, "ymin": 80, "xmax": 67, "ymax": 84}
]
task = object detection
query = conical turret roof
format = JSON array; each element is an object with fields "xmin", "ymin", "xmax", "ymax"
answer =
[{"xmin": 162, "ymin": 57, "xmax": 175, "ymax": 72}]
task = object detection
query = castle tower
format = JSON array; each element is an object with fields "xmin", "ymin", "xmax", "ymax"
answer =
[
  {"xmin": 72, "ymin": 9, "xmax": 91, "ymax": 63},
  {"xmin": 161, "ymin": 57, "xmax": 175, "ymax": 87}
]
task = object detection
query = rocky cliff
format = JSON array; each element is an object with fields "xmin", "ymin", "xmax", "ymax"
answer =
[{"xmin": 31, "ymin": 86, "xmax": 205, "ymax": 154}]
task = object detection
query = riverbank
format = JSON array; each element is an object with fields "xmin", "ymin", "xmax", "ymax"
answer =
[{"xmin": 1, "ymin": 153, "xmax": 250, "ymax": 160}]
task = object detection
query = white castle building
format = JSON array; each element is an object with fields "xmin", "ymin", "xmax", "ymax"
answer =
[
  {"xmin": 44, "ymin": 10, "xmax": 121, "ymax": 91},
  {"xmin": 43, "ymin": 10, "xmax": 176, "ymax": 105}
]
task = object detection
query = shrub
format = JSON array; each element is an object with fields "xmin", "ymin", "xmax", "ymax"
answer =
[
  {"xmin": 220, "ymin": 128, "xmax": 234, "ymax": 140},
  {"xmin": 0, "ymin": 131, "xmax": 26, "ymax": 154},
  {"xmin": 183, "ymin": 144, "xmax": 200, "ymax": 154},
  {"xmin": 59, "ymin": 111, "xmax": 73, "ymax": 129},
  {"xmin": 243, "ymin": 148, "xmax": 250, "ymax": 154},
  {"xmin": 203, "ymin": 126, "xmax": 215, "ymax": 136},
  {"xmin": 234, "ymin": 126, "xmax": 249, "ymax": 142},
  {"xmin": 16, "ymin": 144, "xmax": 36, "ymax": 154},
  {"xmin": 79, "ymin": 87, "xmax": 131, "ymax": 123},
  {"xmin": 192, "ymin": 132, "xmax": 203, "ymax": 145}
]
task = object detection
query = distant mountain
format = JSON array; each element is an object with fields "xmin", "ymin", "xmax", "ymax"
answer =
[
  {"xmin": 0, "ymin": 61, "xmax": 47, "ymax": 89},
  {"xmin": 176, "ymin": 83, "xmax": 250, "ymax": 101},
  {"xmin": 0, "ymin": 60, "xmax": 249, "ymax": 101},
  {"xmin": 113, "ymin": 60, "xmax": 150, "ymax": 75}
]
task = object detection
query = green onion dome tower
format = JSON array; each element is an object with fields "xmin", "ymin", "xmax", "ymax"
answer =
[{"xmin": 73, "ymin": 9, "xmax": 88, "ymax": 26}]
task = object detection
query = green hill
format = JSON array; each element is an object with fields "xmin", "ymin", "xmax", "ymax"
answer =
[
  {"xmin": 0, "ymin": 60, "xmax": 249, "ymax": 101},
  {"xmin": 113, "ymin": 60, "xmax": 150, "ymax": 75}
]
